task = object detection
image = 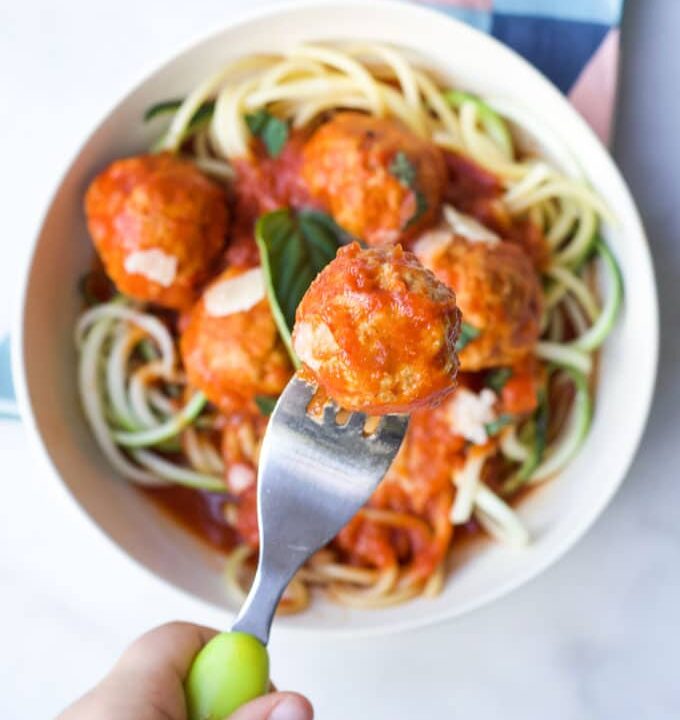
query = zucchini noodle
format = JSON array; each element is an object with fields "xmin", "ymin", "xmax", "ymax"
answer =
[
  {"xmin": 450, "ymin": 447, "xmax": 491, "ymax": 524},
  {"xmin": 474, "ymin": 485, "xmax": 530, "ymax": 547},
  {"xmin": 78, "ymin": 42, "xmax": 623, "ymax": 615},
  {"xmin": 500, "ymin": 426, "xmax": 530, "ymax": 463},
  {"xmin": 529, "ymin": 369, "xmax": 592, "ymax": 484},
  {"xmin": 76, "ymin": 298, "xmax": 224, "ymax": 492}
]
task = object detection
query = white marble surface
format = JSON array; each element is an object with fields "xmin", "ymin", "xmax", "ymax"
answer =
[{"xmin": 2, "ymin": 0, "xmax": 680, "ymax": 717}]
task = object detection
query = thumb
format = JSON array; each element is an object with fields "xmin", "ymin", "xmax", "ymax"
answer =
[{"xmin": 226, "ymin": 691, "xmax": 313, "ymax": 720}]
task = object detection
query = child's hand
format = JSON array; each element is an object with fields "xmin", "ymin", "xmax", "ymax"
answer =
[{"xmin": 58, "ymin": 622, "xmax": 313, "ymax": 720}]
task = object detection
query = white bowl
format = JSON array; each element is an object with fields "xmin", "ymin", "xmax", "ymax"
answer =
[{"xmin": 13, "ymin": 0, "xmax": 658, "ymax": 635}]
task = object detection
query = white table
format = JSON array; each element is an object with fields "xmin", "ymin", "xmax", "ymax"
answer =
[{"xmin": 2, "ymin": 1, "xmax": 679, "ymax": 717}]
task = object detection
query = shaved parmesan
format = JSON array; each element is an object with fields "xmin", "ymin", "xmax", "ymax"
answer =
[
  {"xmin": 228, "ymin": 463, "xmax": 255, "ymax": 493},
  {"xmin": 447, "ymin": 388, "xmax": 497, "ymax": 445},
  {"xmin": 411, "ymin": 206, "xmax": 500, "ymax": 267},
  {"xmin": 411, "ymin": 227, "xmax": 453, "ymax": 266},
  {"xmin": 293, "ymin": 320, "xmax": 339, "ymax": 372},
  {"xmin": 204, "ymin": 267, "xmax": 265, "ymax": 317},
  {"xmin": 124, "ymin": 249, "xmax": 178, "ymax": 287},
  {"xmin": 443, "ymin": 205, "xmax": 501, "ymax": 244}
]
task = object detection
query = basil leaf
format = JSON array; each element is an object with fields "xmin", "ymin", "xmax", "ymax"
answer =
[
  {"xmin": 485, "ymin": 414, "xmax": 514, "ymax": 437},
  {"xmin": 256, "ymin": 208, "xmax": 344, "ymax": 364},
  {"xmin": 389, "ymin": 151, "xmax": 417, "ymax": 186},
  {"xmin": 255, "ymin": 395, "xmax": 278, "ymax": 416},
  {"xmin": 245, "ymin": 109, "xmax": 289, "ymax": 157},
  {"xmin": 298, "ymin": 209, "xmax": 354, "ymax": 247},
  {"xmin": 406, "ymin": 190, "xmax": 429, "ymax": 229},
  {"xmin": 486, "ymin": 368, "xmax": 512, "ymax": 393},
  {"xmin": 388, "ymin": 151, "xmax": 429, "ymax": 228},
  {"xmin": 456, "ymin": 322, "xmax": 481, "ymax": 352},
  {"xmin": 144, "ymin": 98, "xmax": 215, "ymax": 131}
]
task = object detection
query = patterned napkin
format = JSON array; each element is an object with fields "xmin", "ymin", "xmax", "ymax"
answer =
[
  {"xmin": 0, "ymin": 0, "xmax": 624, "ymax": 420},
  {"xmin": 416, "ymin": 0, "xmax": 623, "ymax": 142}
]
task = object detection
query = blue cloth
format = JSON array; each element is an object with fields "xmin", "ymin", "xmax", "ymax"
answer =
[{"xmin": 421, "ymin": 0, "xmax": 623, "ymax": 94}]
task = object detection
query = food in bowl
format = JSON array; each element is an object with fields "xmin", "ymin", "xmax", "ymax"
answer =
[
  {"xmin": 293, "ymin": 242, "xmax": 461, "ymax": 414},
  {"xmin": 75, "ymin": 42, "xmax": 622, "ymax": 613}
]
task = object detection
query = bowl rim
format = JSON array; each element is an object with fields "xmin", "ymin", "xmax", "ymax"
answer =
[{"xmin": 12, "ymin": 0, "xmax": 660, "ymax": 636}]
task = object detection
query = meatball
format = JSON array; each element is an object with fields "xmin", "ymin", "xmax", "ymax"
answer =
[
  {"xmin": 85, "ymin": 153, "xmax": 228, "ymax": 309},
  {"xmin": 292, "ymin": 243, "xmax": 461, "ymax": 414},
  {"xmin": 301, "ymin": 113, "xmax": 446, "ymax": 246},
  {"xmin": 180, "ymin": 266, "xmax": 293, "ymax": 413},
  {"xmin": 413, "ymin": 230, "xmax": 543, "ymax": 370}
]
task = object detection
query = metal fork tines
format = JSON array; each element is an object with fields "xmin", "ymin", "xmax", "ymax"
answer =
[{"xmin": 231, "ymin": 375, "xmax": 409, "ymax": 643}]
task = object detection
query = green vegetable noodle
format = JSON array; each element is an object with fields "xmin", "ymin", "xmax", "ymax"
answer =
[
  {"xmin": 503, "ymin": 388, "xmax": 549, "ymax": 494},
  {"xmin": 444, "ymin": 89, "xmax": 514, "ymax": 158}
]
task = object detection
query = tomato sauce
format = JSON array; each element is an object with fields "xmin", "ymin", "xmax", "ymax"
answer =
[
  {"xmin": 143, "ymin": 485, "xmax": 237, "ymax": 553},
  {"xmin": 227, "ymin": 131, "xmax": 323, "ymax": 267}
]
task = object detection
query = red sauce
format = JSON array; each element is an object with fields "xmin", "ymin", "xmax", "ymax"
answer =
[
  {"xmin": 444, "ymin": 150, "xmax": 550, "ymax": 269},
  {"xmin": 143, "ymin": 485, "xmax": 237, "ymax": 553},
  {"xmin": 444, "ymin": 150, "xmax": 503, "ymax": 208},
  {"xmin": 227, "ymin": 131, "xmax": 322, "ymax": 267}
]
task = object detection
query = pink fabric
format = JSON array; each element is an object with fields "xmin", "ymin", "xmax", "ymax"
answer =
[{"xmin": 568, "ymin": 29, "xmax": 620, "ymax": 145}]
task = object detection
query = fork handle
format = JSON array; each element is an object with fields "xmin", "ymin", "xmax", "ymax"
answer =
[
  {"xmin": 185, "ymin": 555, "xmax": 301, "ymax": 719},
  {"xmin": 185, "ymin": 630, "xmax": 270, "ymax": 720},
  {"xmin": 231, "ymin": 559, "xmax": 295, "ymax": 644}
]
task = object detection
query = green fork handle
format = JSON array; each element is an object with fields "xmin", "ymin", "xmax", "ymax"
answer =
[{"xmin": 185, "ymin": 631, "xmax": 270, "ymax": 720}]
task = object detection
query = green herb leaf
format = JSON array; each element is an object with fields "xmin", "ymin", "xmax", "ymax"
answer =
[
  {"xmin": 256, "ymin": 209, "xmax": 345, "ymax": 364},
  {"xmin": 144, "ymin": 98, "xmax": 215, "ymax": 132},
  {"xmin": 486, "ymin": 368, "xmax": 512, "ymax": 393},
  {"xmin": 255, "ymin": 395, "xmax": 278, "ymax": 416},
  {"xmin": 406, "ymin": 190, "xmax": 429, "ymax": 229},
  {"xmin": 485, "ymin": 414, "xmax": 514, "ymax": 437},
  {"xmin": 456, "ymin": 322, "xmax": 481, "ymax": 352},
  {"xmin": 389, "ymin": 151, "xmax": 417, "ymax": 186},
  {"xmin": 389, "ymin": 151, "xmax": 429, "ymax": 228},
  {"xmin": 245, "ymin": 109, "xmax": 289, "ymax": 157}
]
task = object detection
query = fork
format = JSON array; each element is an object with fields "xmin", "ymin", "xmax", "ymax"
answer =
[{"xmin": 185, "ymin": 374, "xmax": 409, "ymax": 719}]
